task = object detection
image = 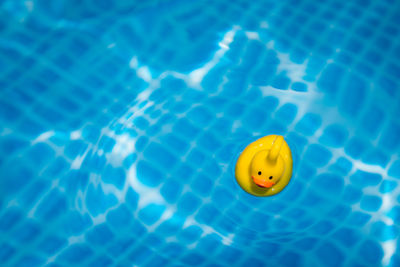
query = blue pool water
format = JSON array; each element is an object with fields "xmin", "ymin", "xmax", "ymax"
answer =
[{"xmin": 1, "ymin": 0, "xmax": 400, "ymax": 266}]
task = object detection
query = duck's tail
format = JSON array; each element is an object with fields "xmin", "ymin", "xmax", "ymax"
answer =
[{"xmin": 268, "ymin": 135, "xmax": 284, "ymax": 162}]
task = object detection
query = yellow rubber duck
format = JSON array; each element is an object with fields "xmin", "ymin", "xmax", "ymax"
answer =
[{"xmin": 235, "ymin": 135, "xmax": 293, "ymax": 197}]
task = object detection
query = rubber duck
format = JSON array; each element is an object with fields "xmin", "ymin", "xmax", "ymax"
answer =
[{"xmin": 235, "ymin": 135, "xmax": 293, "ymax": 197}]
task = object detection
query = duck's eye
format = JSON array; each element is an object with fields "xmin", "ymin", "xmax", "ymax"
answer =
[
  {"xmin": 258, "ymin": 171, "xmax": 262, "ymax": 175},
  {"xmin": 269, "ymin": 176, "xmax": 273, "ymax": 180}
]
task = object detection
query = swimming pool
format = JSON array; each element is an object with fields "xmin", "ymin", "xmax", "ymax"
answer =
[{"xmin": 1, "ymin": 0, "xmax": 400, "ymax": 266}]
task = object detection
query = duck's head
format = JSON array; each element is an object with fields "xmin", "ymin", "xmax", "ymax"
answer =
[{"xmin": 250, "ymin": 136, "xmax": 285, "ymax": 188}]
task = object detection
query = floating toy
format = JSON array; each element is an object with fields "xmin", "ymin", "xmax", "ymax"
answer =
[{"xmin": 235, "ymin": 135, "xmax": 293, "ymax": 197}]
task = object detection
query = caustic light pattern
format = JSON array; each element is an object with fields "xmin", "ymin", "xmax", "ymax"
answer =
[{"xmin": 0, "ymin": 0, "xmax": 400, "ymax": 266}]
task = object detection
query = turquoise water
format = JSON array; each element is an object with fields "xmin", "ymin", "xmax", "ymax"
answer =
[{"xmin": 1, "ymin": 0, "xmax": 400, "ymax": 266}]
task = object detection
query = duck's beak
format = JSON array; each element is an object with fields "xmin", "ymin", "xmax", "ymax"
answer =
[{"xmin": 252, "ymin": 176, "xmax": 275, "ymax": 188}]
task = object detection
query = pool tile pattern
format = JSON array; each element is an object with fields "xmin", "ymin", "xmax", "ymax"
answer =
[{"xmin": 1, "ymin": 0, "xmax": 400, "ymax": 266}]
